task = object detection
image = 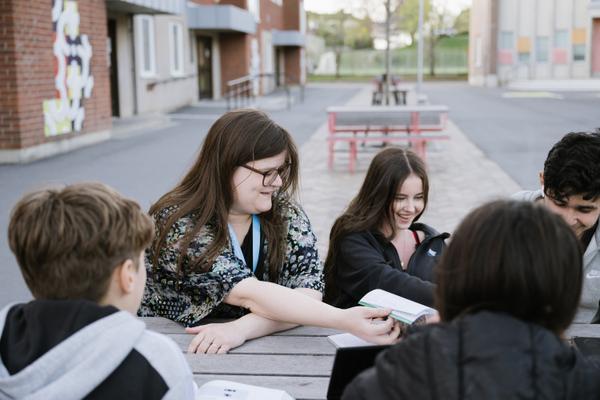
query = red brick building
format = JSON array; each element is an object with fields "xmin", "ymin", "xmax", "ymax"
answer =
[{"xmin": 0, "ymin": 0, "xmax": 306, "ymax": 162}]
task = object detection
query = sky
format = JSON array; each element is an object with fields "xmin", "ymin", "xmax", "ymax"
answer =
[{"xmin": 304, "ymin": 0, "xmax": 471, "ymax": 17}]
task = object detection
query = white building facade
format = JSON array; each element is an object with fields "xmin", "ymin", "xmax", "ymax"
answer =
[{"xmin": 470, "ymin": 0, "xmax": 600, "ymax": 86}]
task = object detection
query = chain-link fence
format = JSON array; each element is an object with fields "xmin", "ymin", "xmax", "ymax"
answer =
[{"xmin": 334, "ymin": 48, "xmax": 468, "ymax": 76}]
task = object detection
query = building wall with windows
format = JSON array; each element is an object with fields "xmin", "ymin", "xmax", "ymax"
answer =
[
  {"xmin": 470, "ymin": 0, "xmax": 600, "ymax": 86},
  {"xmin": 0, "ymin": 0, "xmax": 306, "ymax": 161},
  {"xmin": 133, "ymin": 14, "xmax": 197, "ymax": 114},
  {"xmin": 189, "ymin": 0, "xmax": 306, "ymax": 99},
  {"xmin": 0, "ymin": 0, "xmax": 192, "ymax": 162}
]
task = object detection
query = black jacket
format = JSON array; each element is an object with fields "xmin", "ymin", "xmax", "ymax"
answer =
[
  {"xmin": 330, "ymin": 223, "xmax": 448, "ymax": 308},
  {"xmin": 343, "ymin": 311, "xmax": 600, "ymax": 400}
]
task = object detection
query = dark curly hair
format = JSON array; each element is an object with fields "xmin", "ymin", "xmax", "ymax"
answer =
[{"xmin": 543, "ymin": 131, "xmax": 600, "ymax": 202}]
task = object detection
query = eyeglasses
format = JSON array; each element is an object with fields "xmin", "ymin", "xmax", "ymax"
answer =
[{"xmin": 241, "ymin": 162, "xmax": 291, "ymax": 186}]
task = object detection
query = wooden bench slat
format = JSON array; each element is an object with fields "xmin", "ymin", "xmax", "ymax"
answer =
[
  {"xmin": 141, "ymin": 316, "xmax": 342, "ymax": 337},
  {"xmin": 185, "ymin": 353, "xmax": 335, "ymax": 376},
  {"xmin": 327, "ymin": 134, "xmax": 450, "ymax": 142},
  {"xmin": 167, "ymin": 334, "xmax": 336, "ymax": 355}
]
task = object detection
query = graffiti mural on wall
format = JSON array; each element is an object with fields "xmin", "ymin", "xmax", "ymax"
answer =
[{"xmin": 43, "ymin": 0, "xmax": 94, "ymax": 137}]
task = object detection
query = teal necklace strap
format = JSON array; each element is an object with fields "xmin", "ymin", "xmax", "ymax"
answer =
[{"xmin": 227, "ymin": 214, "xmax": 261, "ymax": 273}]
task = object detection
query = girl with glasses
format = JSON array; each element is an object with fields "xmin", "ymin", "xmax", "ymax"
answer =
[{"xmin": 140, "ymin": 109, "xmax": 400, "ymax": 354}]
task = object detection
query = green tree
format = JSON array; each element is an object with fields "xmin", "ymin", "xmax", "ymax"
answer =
[
  {"xmin": 453, "ymin": 7, "xmax": 470, "ymax": 34},
  {"xmin": 307, "ymin": 10, "xmax": 374, "ymax": 76},
  {"xmin": 396, "ymin": 0, "xmax": 432, "ymax": 45}
]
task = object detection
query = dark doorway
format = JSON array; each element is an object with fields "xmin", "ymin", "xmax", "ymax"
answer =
[
  {"xmin": 275, "ymin": 47, "xmax": 283, "ymax": 86},
  {"xmin": 197, "ymin": 36, "xmax": 213, "ymax": 99},
  {"xmin": 108, "ymin": 19, "xmax": 120, "ymax": 117}
]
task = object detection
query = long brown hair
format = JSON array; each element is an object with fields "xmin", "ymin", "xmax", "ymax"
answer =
[
  {"xmin": 150, "ymin": 109, "xmax": 299, "ymax": 280},
  {"xmin": 324, "ymin": 148, "xmax": 429, "ymax": 303}
]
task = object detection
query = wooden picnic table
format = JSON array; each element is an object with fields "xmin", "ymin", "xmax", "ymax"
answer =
[
  {"xmin": 143, "ymin": 317, "xmax": 600, "ymax": 400},
  {"xmin": 142, "ymin": 317, "xmax": 341, "ymax": 400}
]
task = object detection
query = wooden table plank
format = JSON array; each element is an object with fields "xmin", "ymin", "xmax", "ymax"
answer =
[
  {"xmin": 185, "ymin": 353, "xmax": 335, "ymax": 376},
  {"xmin": 168, "ymin": 334, "xmax": 336, "ymax": 355},
  {"xmin": 193, "ymin": 375, "xmax": 329, "ymax": 400},
  {"xmin": 566, "ymin": 323, "xmax": 600, "ymax": 339},
  {"xmin": 141, "ymin": 317, "xmax": 341, "ymax": 337}
]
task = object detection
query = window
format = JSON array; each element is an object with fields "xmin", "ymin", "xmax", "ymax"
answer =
[
  {"xmin": 536, "ymin": 37, "xmax": 549, "ymax": 62},
  {"xmin": 573, "ymin": 44, "xmax": 586, "ymax": 61},
  {"xmin": 517, "ymin": 37, "xmax": 531, "ymax": 64},
  {"xmin": 169, "ymin": 22, "xmax": 184, "ymax": 76},
  {"xmin": 498, "ymin": 31, "xmax": 514, "ymax": 50},
  {"xmin": 554, "ymin": 30, "xmax": 568, "ymax": 48},
  {"xmin": 572, "ymin": 28, "xmax": 586, "ymax": 62},
  {"xmin": 518, "ymin": 52, "xmax": 530, "ymax": 63},
  {"xmin": 136, "ymin": 15, "xmax": 156, "ymax": 77}
]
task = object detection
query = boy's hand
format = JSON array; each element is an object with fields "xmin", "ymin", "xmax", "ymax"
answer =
[
  {"xmin": 342, "ymin": 307, "xmax": 401, "ymax": 345},
  {"xmin": 185, "ymin": 321, "xmax": 247, "ymax": 354}
]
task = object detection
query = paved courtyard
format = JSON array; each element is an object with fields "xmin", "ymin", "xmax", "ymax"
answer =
[{"xmin": 4, "ymin": 80, "xmax": 595, "ymax": 307}]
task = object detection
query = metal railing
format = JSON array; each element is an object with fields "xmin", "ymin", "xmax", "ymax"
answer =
[{"xmin": 225, "ymin": 73, "xmax": 305, "ymax": 111}]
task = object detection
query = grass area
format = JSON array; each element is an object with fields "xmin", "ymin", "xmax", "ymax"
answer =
[
  {"xmin": 436, "ymin": 34, "xmax": 469, "ymax": 49},
  {"xmin": 400, "ymin": 33, "xmax": 469, "ymax": 50}
]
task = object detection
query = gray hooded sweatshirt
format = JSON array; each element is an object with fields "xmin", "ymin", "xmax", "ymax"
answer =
[
  {"xmin": 513, "ymin": 189, "xmax": 600, "ymax": 323},
  {"xmin": 0, "ymin": 300, "xmax": 197, "ymax": 400}
]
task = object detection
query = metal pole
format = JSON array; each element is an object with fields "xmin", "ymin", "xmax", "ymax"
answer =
[
  {"xmin": 384, "ymin": 0, "xmax": 391, "ymax": 105},
  {"xmin": 417, "ymin": 0, "xmax": 424, "ymax": 97}
]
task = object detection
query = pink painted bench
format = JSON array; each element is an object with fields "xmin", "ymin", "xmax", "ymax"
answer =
[{"xmin": 326, "ymin": 105, "xmax": 450, "ymax": 172}]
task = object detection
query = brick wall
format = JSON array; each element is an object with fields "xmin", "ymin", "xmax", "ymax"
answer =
[
  {"xmin": 220, "ymin": 33, "xmax": 250, "ymax": 94},
  {"xmin": 221, "ymin": 0, "xmax": 246, "ymax": 8},
  {"xmin": 260, "ymin": 0, "xmax": 284, "ymax": 30},
  {"xmin": 0, "ymin": 0, "xmax": 21, "ymax": 149},
  {"xmin": 0, "ymin": 0, "xmax": 111, "ymax": 151},
  {"xmin": 283, "ymin": 0, "xmax": 300, "ymax": 30}
]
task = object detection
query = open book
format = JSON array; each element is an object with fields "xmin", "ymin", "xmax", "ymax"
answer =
[
  {"xmin": 358, "ymin": 289, "xmax": 437, "ymax": 325},
  {"xmin": 328, "ymin": 289, "xmax": 438, "ymax": 348},
  {"xmin": 197, "ymin": 380, "xmax": 294, "ymax": 400}
]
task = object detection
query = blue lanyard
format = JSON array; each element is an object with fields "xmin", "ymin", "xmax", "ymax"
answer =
[{"xmin": 228, "ymin": 214, "xmax": 261, "ymax": 273}]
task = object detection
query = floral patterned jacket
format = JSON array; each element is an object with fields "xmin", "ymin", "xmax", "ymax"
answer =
[{"xmin": 138, "ymin": 199, "xmax": 324, "ymax": 326}]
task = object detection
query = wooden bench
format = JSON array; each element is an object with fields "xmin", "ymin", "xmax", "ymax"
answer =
[{"xmin": 326, "ymin": 105, "xmax": 450, "ymax": 172}]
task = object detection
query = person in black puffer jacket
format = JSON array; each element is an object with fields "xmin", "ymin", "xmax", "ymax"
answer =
[
  {"xmin": 343, "ymin": 200, "xmax": 600, "ymax": 400},
  {"xmin": 324, "ymin": 148, "xmax": 448, "ymax": 309}
]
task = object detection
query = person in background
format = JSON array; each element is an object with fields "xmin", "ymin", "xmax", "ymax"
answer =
[
  {"xmin": 513, "ymin": 131, "xmax": 600, "ymax": 323},
  {"xmin": 343, "ymin": 200, "xmax": 600, "ymax": 400},
  {"xmin": 140, "ymin": 109, "xmax": 400, "ymax": 354},
  {"xmin": 324, "ymin": 148, "xmax": 448, "ymax": 308},
  {"xmin": 1, "ymin": 183, "xmax": 197, "ymax": 399}
]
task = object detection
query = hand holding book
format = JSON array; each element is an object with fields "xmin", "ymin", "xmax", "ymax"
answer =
[
  {"xmin": 329, "ymin": 289, "xmax": 439, "ymax": 348},
  {"xmin": 358, "ymin": 289, "xmax": 438, "ymax": 326}
]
